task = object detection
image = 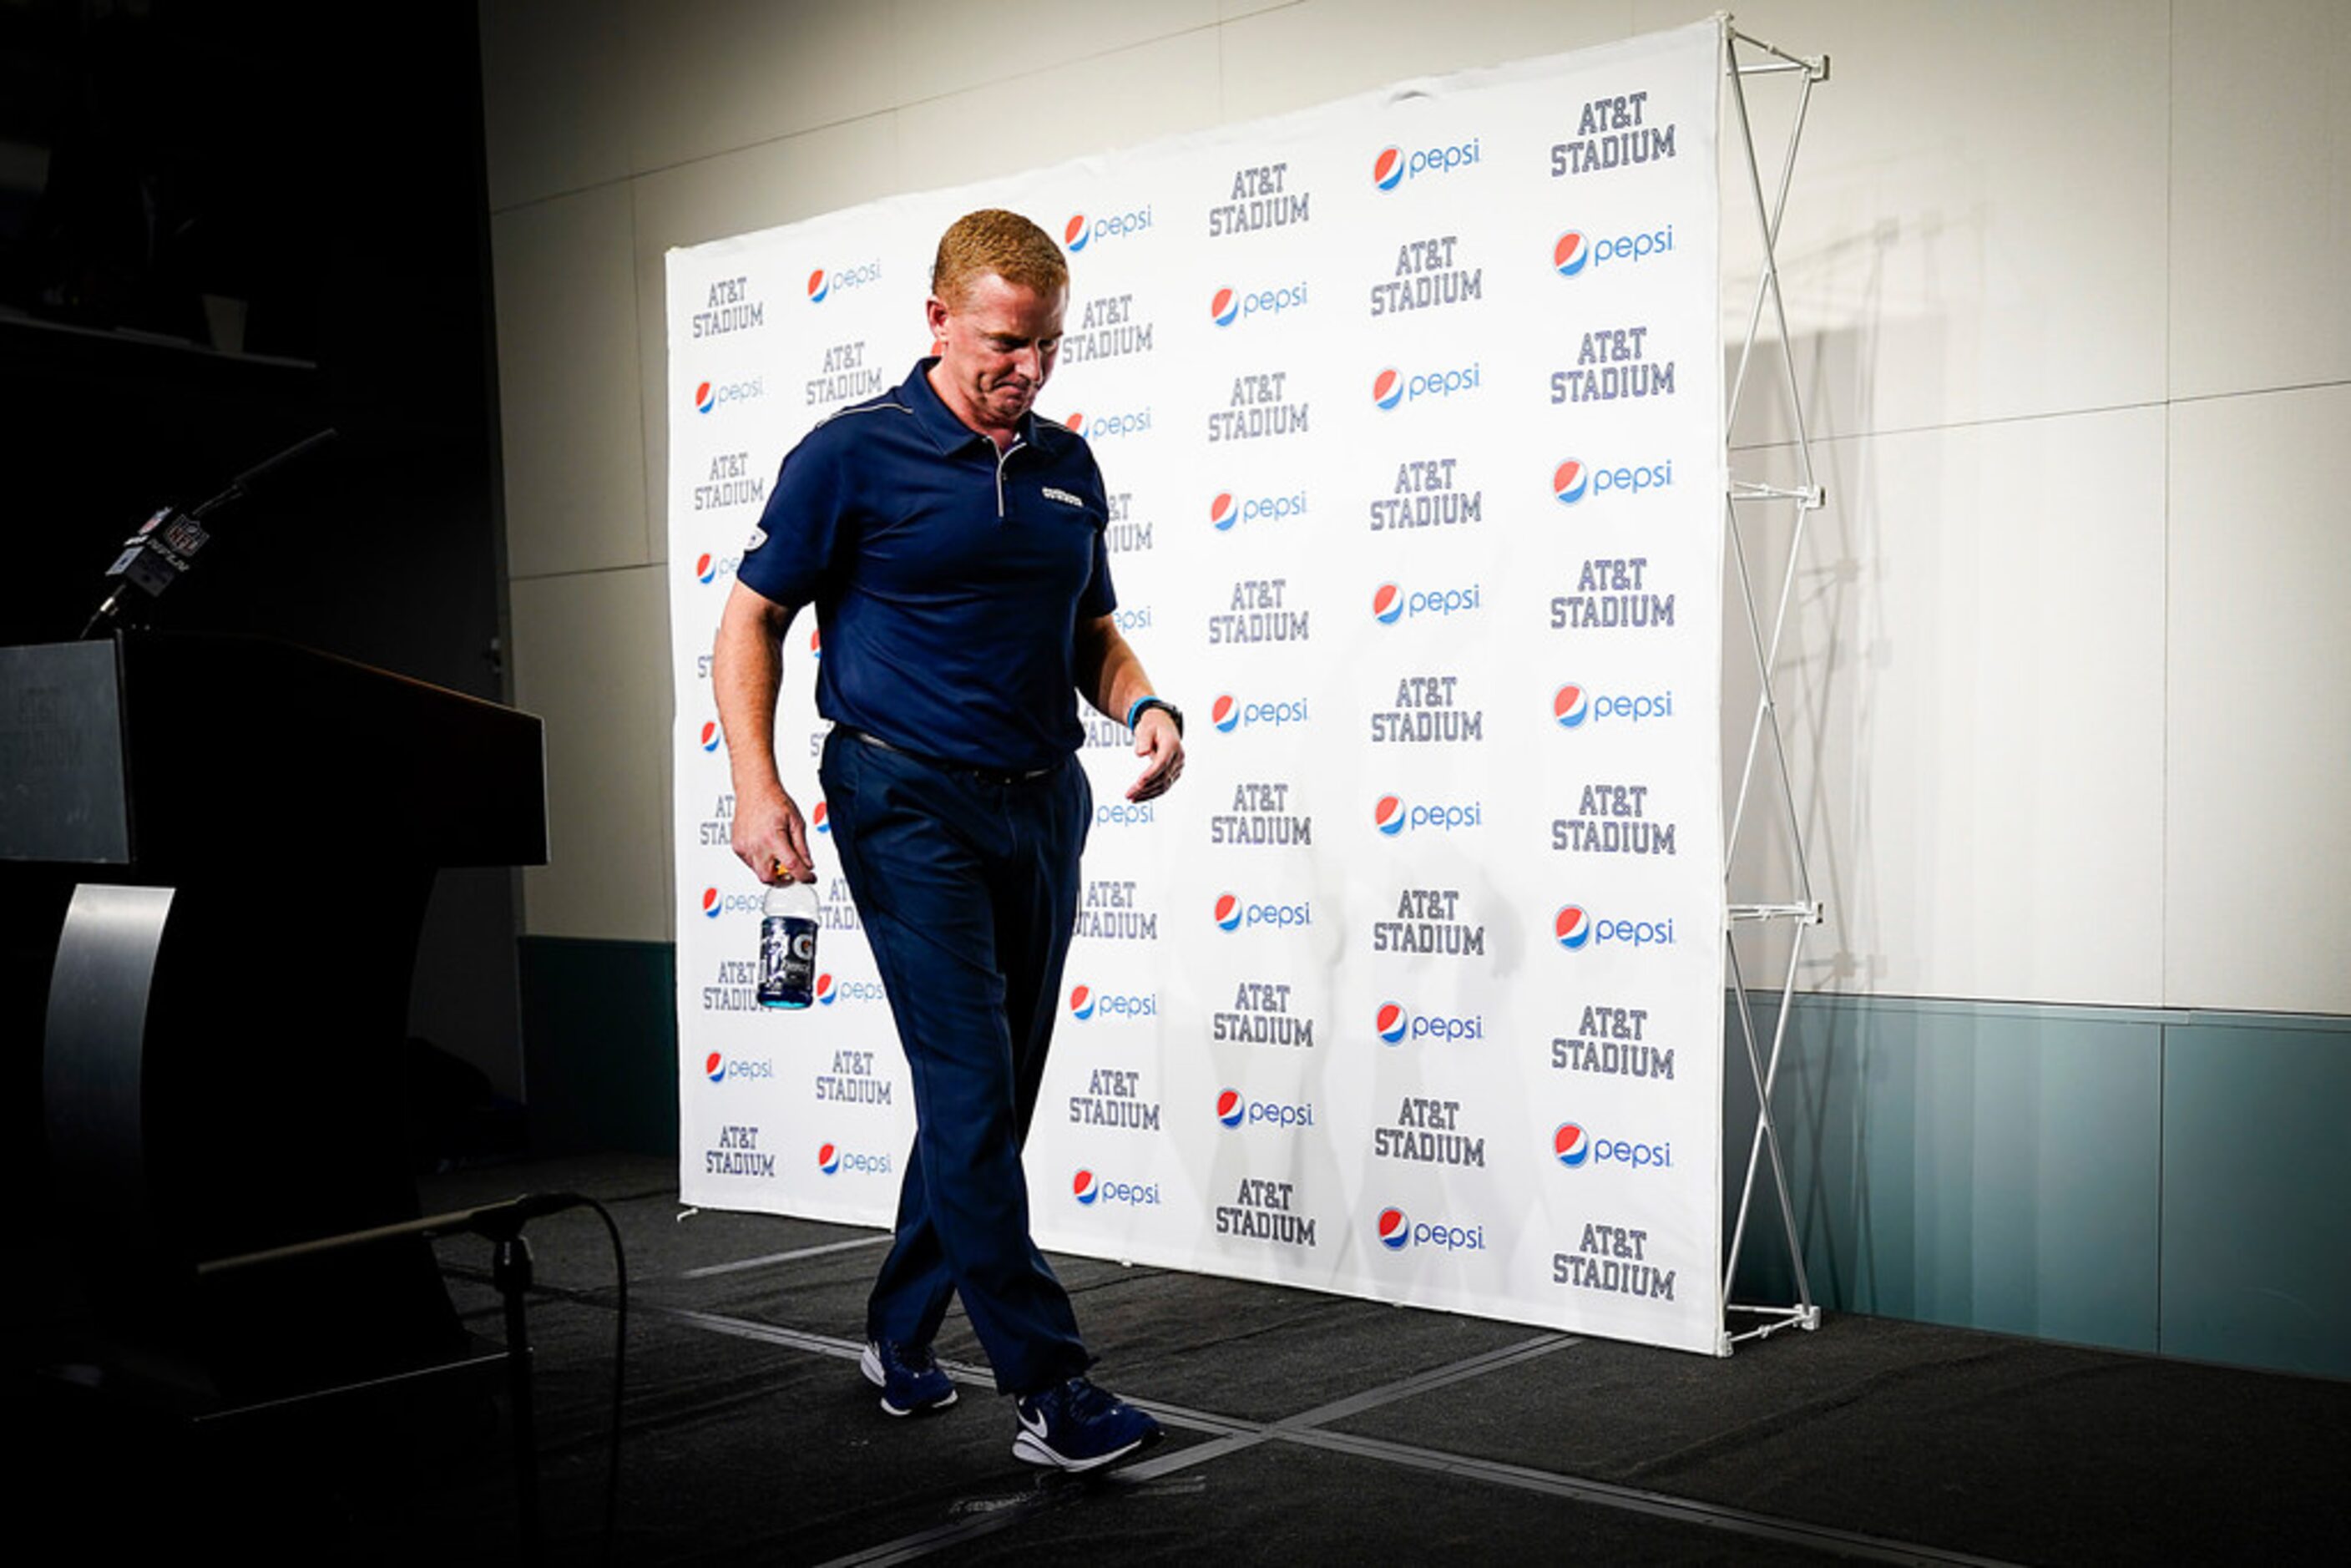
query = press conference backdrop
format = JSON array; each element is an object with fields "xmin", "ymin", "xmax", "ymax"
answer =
[{"xmin": 668, "ymin": 22, "xmax": 1729, "ymax": 1353}]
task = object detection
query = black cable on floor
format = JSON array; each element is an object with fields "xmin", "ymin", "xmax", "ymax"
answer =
[{"xmin": 567, "ymin": 1192, "xmax": 629, "ymax": 1568}]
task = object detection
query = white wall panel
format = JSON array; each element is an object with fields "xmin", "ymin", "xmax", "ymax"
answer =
[
  {"xmin": 479, "ymin": 0, "xmax": 2349, "ymax": 1019},
  {"xmin": 493, "ymin": 183, "xmax": 652, "ymax": 579},
  {"xmin": 893, "ymin": 28, "xmax": 1224, "ymax": 190},
  {"xmin": 479, "ymin": 0, "xmax": 635, "ymax": 210},
  {"xmin": 1219, "ymin": 0, "xmax": 1630, "ymax": 122},
  {"xmin": 513, "ymin": 566, "xmax": 675, "ymax": 941},
  {"xmin": 631, "ymin": 114, "xmax": 904, "ymax": 560},
  {"xmin": 619, "ymin": 0, "xmax": 898, "ymax": 177},
  {"xmin": 1656, "ymin": 0, "xmax": 2170, "ymax": 449},
  {"xmin": 2165, "ymin": 385, "xmax": 2351, "ymax": 1014},
  {"xmin": 1722, "ymin": 407, "xmax": 2167, "ymax": 1006},
  {"xmin": 2169, "ymin": 0, "xmax": 2351, "ymax": 399},
  {"xmin": 891, "ymin": 0, "xmax": 1218, "ymax": 108}
]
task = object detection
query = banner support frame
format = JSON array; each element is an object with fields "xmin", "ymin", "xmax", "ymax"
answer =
[{"xmin": 1715, "ymin": 13, "xmax": 1830, "ymax": 1354}]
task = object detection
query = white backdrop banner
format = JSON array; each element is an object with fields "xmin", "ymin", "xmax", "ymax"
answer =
[{"xmin": 668, "ymin": 21, "xmax": 1727, "ymax": 1353}]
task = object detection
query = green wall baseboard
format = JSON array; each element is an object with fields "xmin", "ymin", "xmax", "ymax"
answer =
[{"xmin": 515, "ymin": 938, "xmax": 2348, "ymax": 1378}]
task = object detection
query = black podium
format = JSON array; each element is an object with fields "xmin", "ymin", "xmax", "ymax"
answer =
[{"xmin": 3, "ymin": 631, "xmax": 545, "ymax": 1402}]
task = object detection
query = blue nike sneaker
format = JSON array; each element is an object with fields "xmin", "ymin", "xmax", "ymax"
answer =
[
  {"xmin": 861, "ymin": 1339, "xmax": 958, "ymax": 1417},
  {"xmin": 1012, "ymin": 1375, "xmax": 1161, "ymax": 1471}
]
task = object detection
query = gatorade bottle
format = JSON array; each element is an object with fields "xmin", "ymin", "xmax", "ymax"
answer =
[{"xmin": 757, "ymin": 878, "xmax": 819, "ymax": 1009}]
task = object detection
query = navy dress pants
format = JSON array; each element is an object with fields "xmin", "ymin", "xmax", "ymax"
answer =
[{"xmin": 818, "ymin": 728, "xmax": 1092, "ymax": 1396}]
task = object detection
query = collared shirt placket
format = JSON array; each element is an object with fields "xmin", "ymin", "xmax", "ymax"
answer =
[{"xmin": 992, "ymin": 435, "xmax": 1028, "ymax": 520}]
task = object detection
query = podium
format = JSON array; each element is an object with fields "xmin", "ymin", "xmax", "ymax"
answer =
[{"xmin": 2, "ymin": 631, "xmax": 545, "ymax": 1400}]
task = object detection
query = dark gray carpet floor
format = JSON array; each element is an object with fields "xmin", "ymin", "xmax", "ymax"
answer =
[{"xmin": 19, "ymin": 1152, "xmax": 2348, "ymax": 1565}]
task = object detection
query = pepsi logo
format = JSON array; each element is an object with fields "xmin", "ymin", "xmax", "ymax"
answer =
[
  {"xmin": 1555, "ymin": 224, "xmax": 1677, "ymax": 273},
  {"xmin": 1554, "ymin": 460, "xmax": 1589, "ymax": 505},
  {"xmin": 1216, "ymin": 895, "xmax": 1311, "ymax": 932},
  {"xmin": 1378, "ymin": 1004, "xmax": 1483, "ymax": 1044},
  {"xmin": 1371, "ymin": 583, "xmax": 1403, "ymax": 624},
  {"xmin": 1069, "ymin": 407, "xmax": 1153, "ymax": 441},
  {"xmin": 1206, "ymin": 488, "xmax": 1307, "ymax": 531},
  {"xmin": 692, "ymin": 377, "xmax": 763, "ymax": 416},
  {"xmin": 695, "ymin": 553, "xmax": 717, "ymax": 584},
  {"xmin": 1374, "ymin": 138, "xmax": 1482, "ymax": 187},
  {"xmin": 808, "ymin": 627, "xmax": 822, "ymax": 661},
  {"xmin": 1067, "ymin": 1168, "xmax": 1160, "ymax": 1206},
  {"xmin": 1216, "ymin": 1089, "xmax": 1244, "ymax": 1128},
  {"xmin": 705, "ymin": 1050, "xmax": 774, "ymax": 1081},
  {"xmin": 1550, "ymin": 456, "xmax": 1675, "ymax": 501},
  {"xmin": 1207, "ymin": 693, "xmax": 1310, "ymax": 731},
  {"xmin": 699, "ymin": 887, "xmax": 762, "ymax": 919},
  {"xmin": 1066, "ymin": 985, "xmax": 1155, "ymax": 1021},
  {"xmin": 1555, "ymin": 1123, "xmax": 1590, "ymax": 1167},
  {"xmin": 811, "ymin": 1141, "xmax": 892, "ymax": 1176},
  {"xmin": 1373, "ymin": 797, "xmax": 1482, "ymax": 834},
  {"xmin": 1206, "ymin": 281, "xmax": 1309, "ymax": 324},
  {"xmin": 1376, "ymin": 362, "xmax": 1482, "ymax": 407},
  {"xmin": 1375, "ymin": 1206, "xmax": 1485, "ymax": 1251},
  {"xmin": 1060, "ymin": 208, "xmax": 1153, "ymax": 255},
  {"xmin": 1566, "ymin": 909, "xmax": 1677, "ymax": 949},
  {"xmin": 806, "ymin": 269, "xmax": 829, "ymax": 304},
  {"xmin": 818, "ymin": 974, "xmax": 889, "ymax": 1006},
  {"xmin": 700, "ymin": 721, "xmax": 721, "ymax": 752},
  {"xmin": 1544, "ymin": 685, "xmax": 1673, "ymax": 726},
  {"xmin": 811, "ymin": 800, "xmax": 830, "ymax": 834}
]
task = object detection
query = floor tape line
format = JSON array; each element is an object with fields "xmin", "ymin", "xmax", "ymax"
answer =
[
  {"xmin": 652, "ymin": 1302, "xmax": 2022, "ymax": 1568},
  {"xmin": 679, "ymin": 1233, "xmax": 892, "ymax": 1279}
]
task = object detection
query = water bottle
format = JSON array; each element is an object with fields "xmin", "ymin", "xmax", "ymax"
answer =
[{"xmin": 758, "ymin": 879, "xmax": 819, "ymax": 1009}]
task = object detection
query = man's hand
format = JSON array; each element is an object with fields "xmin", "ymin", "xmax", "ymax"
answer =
[
  {"xmin": 712, "ymin": 581, "xmax": 812, "ymax": 885},
  {"xmin": 732, "ymin": 783, "xmax": 817, "ymax": 884},
  {"xmin": 1128, "ymin": 708, "xmax": 1184, "ymax": 802}
]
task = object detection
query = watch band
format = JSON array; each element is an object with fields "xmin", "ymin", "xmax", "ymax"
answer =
[{"xmin": 1125, "ymin": 695, "xmax": 1183, "ymax": 736}]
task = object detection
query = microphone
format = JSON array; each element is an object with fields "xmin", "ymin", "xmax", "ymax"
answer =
[{"xmin": 80, "ymin": 427, "xmax": 340, "ymax": 639}]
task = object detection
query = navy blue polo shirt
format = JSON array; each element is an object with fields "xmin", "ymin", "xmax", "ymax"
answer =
[{"xmin": 737, "ymin": 359, "xmax": 1117, "ymax": 773}]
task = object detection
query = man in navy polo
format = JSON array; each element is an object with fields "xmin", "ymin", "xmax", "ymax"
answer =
[{"xmin": 712, "ymin": 209, "xmax": 1181, "ymax": 1474}]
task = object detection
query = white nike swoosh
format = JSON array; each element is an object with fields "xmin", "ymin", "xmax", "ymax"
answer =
[{"xmin": 1018, "ymin": 1407, "xmax": 1050, "ymax": 1438}]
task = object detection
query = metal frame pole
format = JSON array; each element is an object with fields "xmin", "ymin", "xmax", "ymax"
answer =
[{"xmin": 1715, "ymin": 14, "xmax": 1830, "ymax": 1350}]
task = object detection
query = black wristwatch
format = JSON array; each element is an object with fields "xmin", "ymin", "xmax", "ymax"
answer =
[{"xmin": 1125, "ymin": 695, "xmax": 1183, "ymax": 737}]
